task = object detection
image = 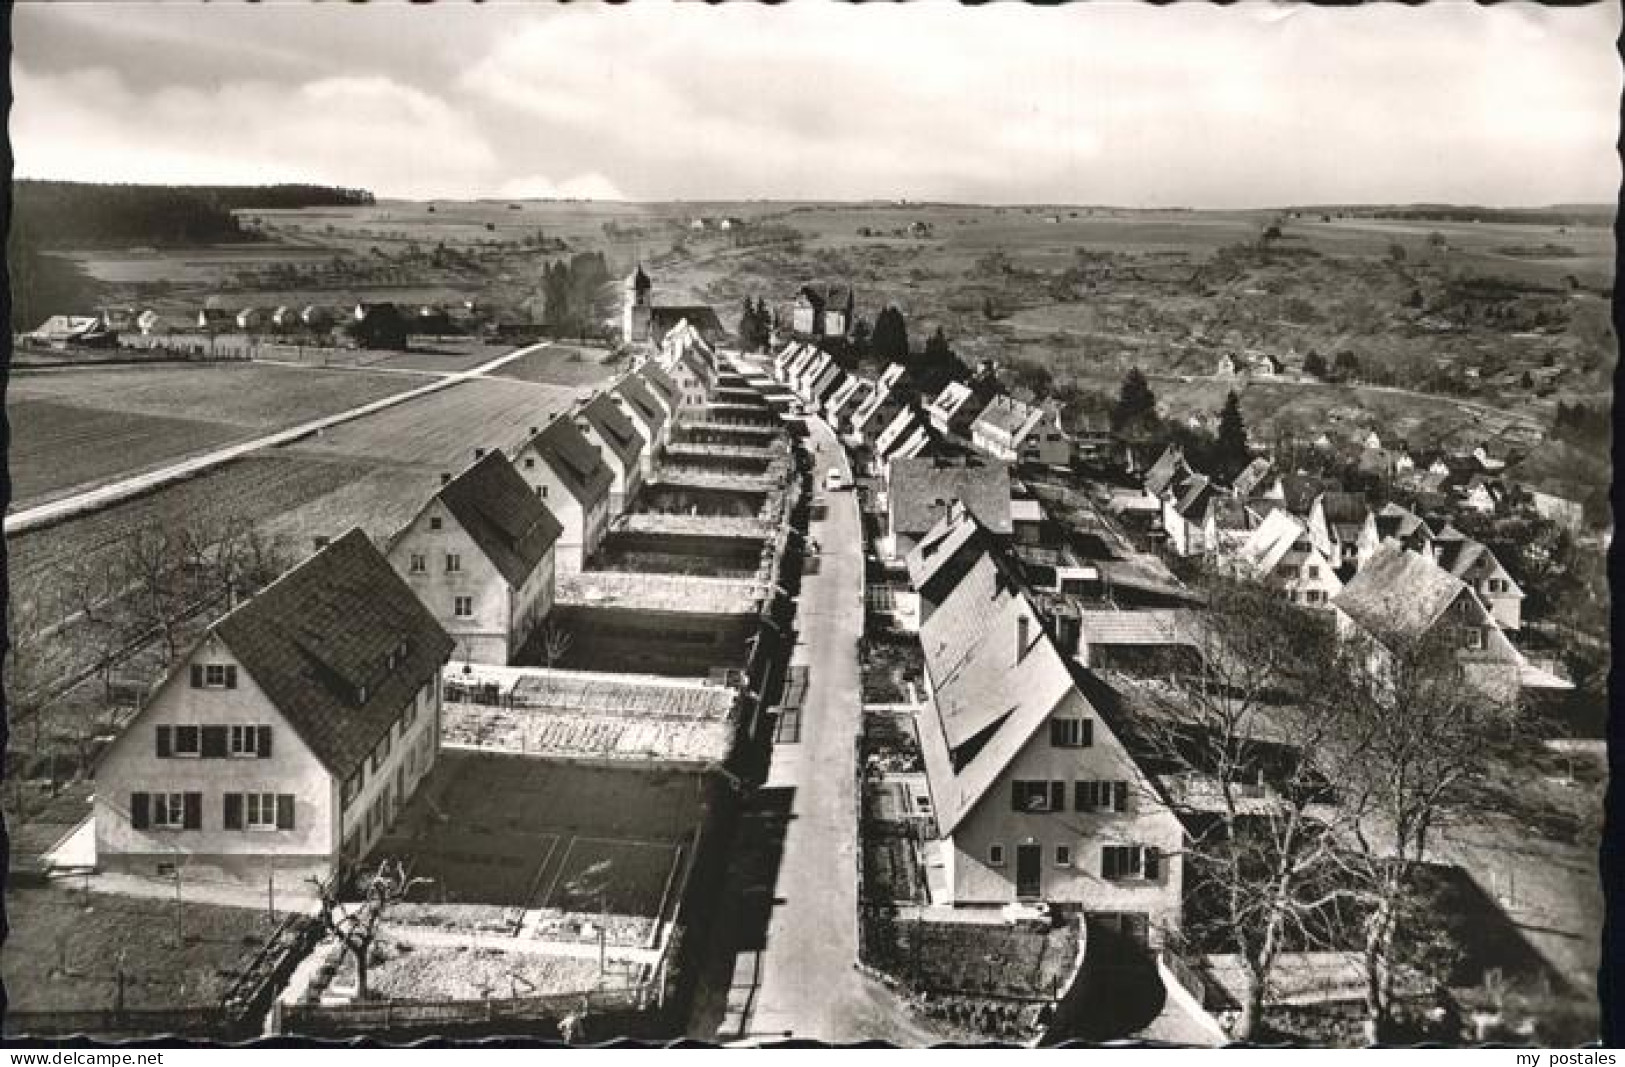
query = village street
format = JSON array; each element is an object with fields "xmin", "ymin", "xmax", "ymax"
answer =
[{"xmin": 691, "ymin": 415, "xmax": 944, "ymax": 1045}]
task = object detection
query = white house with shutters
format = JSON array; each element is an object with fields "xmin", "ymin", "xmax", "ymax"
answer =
[
  {"xmin": 906, "ymin": 509, "xmax": 1185, "ymax": 940},
  {"xmin": 93, "ymin": 530, "xmax": 454, "ymax": 885}
]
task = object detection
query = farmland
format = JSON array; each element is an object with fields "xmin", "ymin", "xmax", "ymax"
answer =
[
  {"xmin": 8, "ymin": 373, "xmax": 588, "ymax": 608},
  {"xmin": 494, "ymin": 344, "xmax": 626, "ymax": 387},
  {"xmin": 5, "ymin": 363, "xmax": 417, "ymax": 510}
]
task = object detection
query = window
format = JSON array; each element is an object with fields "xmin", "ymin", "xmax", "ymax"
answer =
[
  {"xmin": 153, "ymin": 792, "xmax": 191, "ymax": 830},
  {"xmin": 229, "ymin": 724, "xmax": 268, "ymax": 758},
  {"xmin": 402, "ymin": 697, "xmax": 417, "ymax": 729},
  {"xmin": 190, "ymin": 664, "xmax": 238, "ymax": 689},
  {"xmin": 445, "ymin": 553, "xmax": 462, "ymax": 574},
  {"xmin": 524, "ymin": 457, "xmax": 535, "ymax": 470},
  {"xmin": 173, "ymin": 725, "xmax": 201, "ymax": 758},
  {"xmin": 429, "ymin": 517, "xmax": 443, "ymax": 531},
  {"xmin": 1075, "ymin": 781, "xmax": 1128, "ymax": 813},
  {"xmin": 409, "ymin": 553, "xmax": 426, "ymax": 574},
  {"xmin": 1055, "ymin": 845, "xmax": 1073, "ymax": 868},
  {"xmin": 1012, "ymin": 780, "xmax": 1065, "ymax": 813},
  {"xmin": 1304, "ymin": 565, "xmax": 1320, "ymax": 579},
  {"xmin": 244, "ymin": 792, "xmax": 279, "ymax": 830},
  {"xmin": 453, "ymin": 596, "xmax": 473, "ymax": 618},
  {"xmin": 1305, "ymin": 590, "xmax": 1326, "ymax": 605},
  {"xmin": 1465, "ymin": 628, "xmax": 1486, "ymax": 651},
  {"xmin": 988, "ymin": 844, "xmax": 1006, "ymax": 867},
  {"xmin": 1102, "ymin": 845, "xmax": 1161, "ymax": 881},
  {"xmin": 342, "ymin": 769, "xmax": 365, "ymax": 809},
  {"xmin": 1049, "ymin": 718, "xmax": 1092, "ymax": 748},
  {"xmin": 371, "ymin": 730, "xmax": 393, "ymax": 774},
  {"xmin": 538, "ymin": 485, "xmax": 549, "ymax": 499}
]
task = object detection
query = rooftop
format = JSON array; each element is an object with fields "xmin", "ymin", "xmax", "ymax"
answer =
[
  {"xmin": 212, "ymin": 529, "xmax": 454, "ymax": 779},
  {"xmin": 889, "ymin": 455, "xmax": 1013, "ymax": 537},
  {"xmin": 427, "ymin": 451, "xmax": 564, "ymax": 589}
]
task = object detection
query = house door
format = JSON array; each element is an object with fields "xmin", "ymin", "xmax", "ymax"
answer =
[{"xmin": 1016, "ymin": 844, "xmax": 1042, "ymax": 900}]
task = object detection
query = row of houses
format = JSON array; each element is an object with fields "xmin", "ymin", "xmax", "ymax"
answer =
[
  {"xmin": 771, "ymin": 341, "xmax": 1072, "ymax": 474},
  {"xmin": 91, "ymin": 342, "xmax": 710, "ymax": 885},
  {"xmin": 1130, "ymin": 446, "xmax": 1567, "ymax": 695}
]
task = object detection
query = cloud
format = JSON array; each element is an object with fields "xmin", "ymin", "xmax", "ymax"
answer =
[
  {"xmin": 13, "ymin": 65, "xmax": 504, "ymax": 199},
  {"xmin": 494, "ymin": 173, "xmax": 625, "ymax": 201},
  {"xmin": 10, "ymin": 2, "xmax": 1621, "ymax": 206}
]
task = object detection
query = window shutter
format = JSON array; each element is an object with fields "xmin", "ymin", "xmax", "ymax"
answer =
[
  {"xmin": 1144, "ymin": 847, "xmax": 1161, "ymax": 880},
  {"xmin": 1083, "ymin": 719, "xmax": 1094, "ymax": 747},
  {"xmin": 224, "ymin": 666, "xmax": 238, "ymax": 689},
  {"xmin": 1050, "ymin": 781, "xmax": 1065, "ymax": 812},
  {"xmin": 156, "ymin": 726, "xmax": 172, "ymax": 758},
  {"xmin": 201, "ymin": 725, "xmax": 227, "ymax": 758},
  {"xmin": 276, "ymin": 795, "xmax": 295, "ymax": 830},
  {"xmin": 1011, "ymin": 783, "xmax": 1024, "ymax": 812},
  {"xmin": 1048, "ymin": 720, "xmax": 1063, "ymax": 747},
  {"xmin": 1101, "ymin": 847, "xmax": 1115, "ymax": 879},
  {"xmin": 183, "ymin": 792, "xmax": 202, "ymax": 831},
  {"xmin": 1073, "ymin": 782, "xmax": 1086, "ymax": 812},
  {"xmin": 130, "ymin": 792, "xmax": 151, "ymax": 830},
  {"xmin": 257, "ymin": 725, "xmax": 273, "ymax": 758},
  {"xmin": 223, "ymin": 793, "xmax": 244, "ymax": 830},
  {"xmin": 1113, "ymin": 782, "xmax": 1128, "ymax": 813},
  {"xmin": 190, "ymin": 666, "xmax": 204, "ymax": 689}
]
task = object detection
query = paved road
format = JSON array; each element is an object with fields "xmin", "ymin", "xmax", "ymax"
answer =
[
  {"xmin": 694, "ymin": 415, "xmax": 943, "ymax": 1045},
  {"xmin": 5, "ymin": 342, "xmax": 553, "ymax": 536}
]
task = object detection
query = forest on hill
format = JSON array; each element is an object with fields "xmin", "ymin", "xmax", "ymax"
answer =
[
  {"xmin": 12, "ymin": 180, "xmax": 375, "ymax": 249},
  {"xmin": 7, "ymin": 181, "xmax": 376, "ymax": 331}
]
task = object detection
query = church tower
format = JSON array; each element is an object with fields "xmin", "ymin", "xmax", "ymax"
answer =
[{"xmin": 622, "ymin": 264, "xmax": 652, "ymax": 343}]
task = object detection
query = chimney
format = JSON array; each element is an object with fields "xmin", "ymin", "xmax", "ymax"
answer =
[
  {"xmin": 1016, "ymin": 615, "xmax": 1031, "ymax": 663},
  {"xmin": 440, "ymin": 472, "xmax": 452, "ymax": 486}
]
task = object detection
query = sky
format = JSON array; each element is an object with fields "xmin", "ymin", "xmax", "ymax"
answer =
[{"xmin": 10, "ymin": 2, "xmax": 1621, "ymax": 208}]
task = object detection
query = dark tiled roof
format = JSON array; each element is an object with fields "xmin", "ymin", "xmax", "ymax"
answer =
[
  {"xmin": 650, "ymin": 306, "xmax": 723, "ymax": 335},
  {"xmin": 578, "ymin": 393, "xmax": 645, "ymax": 472},
  {"xmin": 613, "ymin": 375, "xmax": 667, "ymax": 431},
  {"xmin": 436, "ymin": 451, "xmax": 564, "ymax": 589},
  {"xmin": 639, "ymin": 363, "xmax": 679, "ymax": 407},
  {"xmin": 1143, "ymin": 446, "xmax": 1189, "ymax": 498},
  {"xmin": 890, "ymin": 456, "xmax": 1013, "ymax": 538},
  {"xmin": 527, "ymin": 418, "xmax": 614, "ymax": 509},
  {"xmin": 1317, "ymin": 491, "xmax": 1371, "ymax": 525},
  {"xmin": 215, "ymin": 529, "xmax": 454, "ymax": 779}
]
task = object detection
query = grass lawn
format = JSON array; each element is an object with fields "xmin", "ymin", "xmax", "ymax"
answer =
[{"xmin": 3, "ymin": 884, "xmax": 282, "ymax": 1012}]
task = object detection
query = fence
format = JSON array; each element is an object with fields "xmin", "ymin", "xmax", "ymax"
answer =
[
  {"xmin": 219, "ymin": 910, "xmax": 324, "ymax": 1031},
  {"xmin": 281, "ymin": 984, "xmax": 649, "ymax": 1036},
  {"xmin": 4, "ymin": 1006, "xmax": 229, "ymax": 1039}
]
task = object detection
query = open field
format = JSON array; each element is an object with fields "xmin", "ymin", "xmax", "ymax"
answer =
[
  {"xmin": 5, "ymin": 362, "xmax": 415, "ymax": 510},
  {"xmin": 493, "ymin": 344, "xmax": 625, "ymax": 388},
  {"xmin": 285, "ymin": 376, "xmax": 579, "ymax": 467},
  {"xmin": 6, "ymin": 399, "xmax": 248, "ymax": 508},
  {"xmin": 3, "ymin": 884, "xmax": 281, "ymax": 1012}
]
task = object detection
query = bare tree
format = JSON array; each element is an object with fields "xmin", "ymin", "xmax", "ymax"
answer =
[
  {"xmin": 1323, "ymin": 626, "xmax": 1519, "ymax": 1041},
  {"xmin": 309, "ymin": 858, "xmax": 431, "ymax": 1001},
  {"xmin": 540, "ymin": 620, "xmax": 574, "ymax": 669},
  {"xmin": 1126, "ymin": 569, "xmax": 1352, "ymax": 1040}
]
